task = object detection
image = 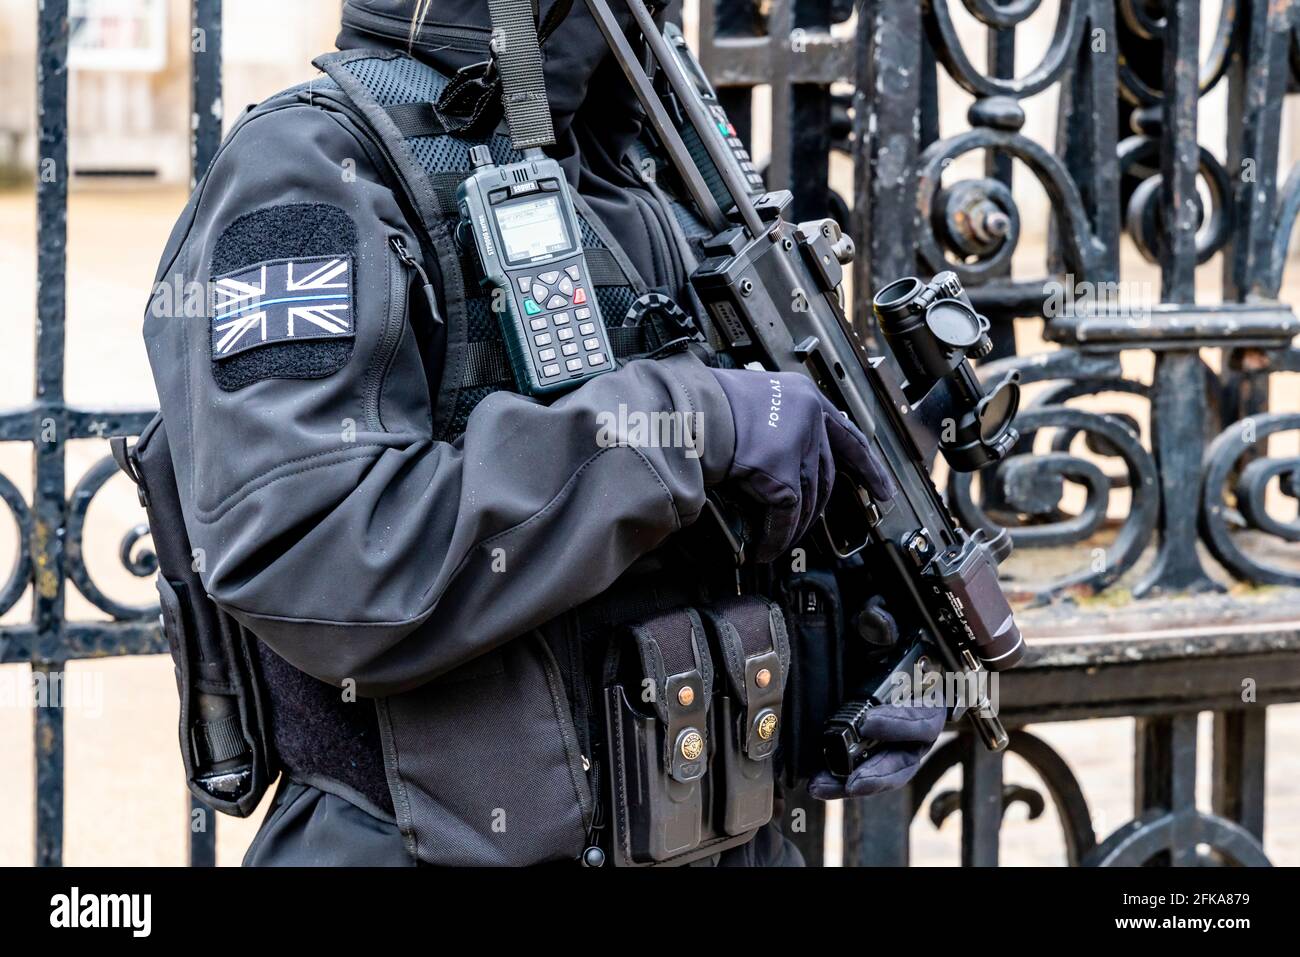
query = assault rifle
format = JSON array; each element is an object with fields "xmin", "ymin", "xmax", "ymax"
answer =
[{"xmin": 584, "ymin": 0, "xmax": 1026, "ymax": 772}]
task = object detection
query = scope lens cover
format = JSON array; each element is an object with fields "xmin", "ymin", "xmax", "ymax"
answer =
[
  {"xmin": 977, "ymin": 378, "xmax": 1019, "ymax": 443},
  {"xmin": 873, "ymin": 276, "xmax": 923, "ymax": 310},
  {"xmin": 924, "ymin": 299, "xmax": 984, "ymax": 349}
]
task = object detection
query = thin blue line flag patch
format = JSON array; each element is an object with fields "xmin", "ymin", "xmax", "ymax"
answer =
[{"xmin": 210, "ymin": 255, "xmax": 353, "ymax": 358}]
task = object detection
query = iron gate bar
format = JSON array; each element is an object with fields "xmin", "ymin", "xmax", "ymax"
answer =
[
  {"xmin": 1222, "ymin": 2, "xmax": 1291, "ymax": 444},
  {"xmin": 34, "ymin": 0, "xmax": 69, "ymax": 871},
  {"xmin": 1212, "ymin": 709, "xmax": 1267, "ymax": 842},
  {"xmin": 853, "ymin": 0, "xmax": 923, "ymax": 321},
  {"xmin": 187, "ymin": 0, "xmax": 224, "ymax": 869},
  {"xmin": 1140, "ymin": 0, "xmax": 1216, "ymax": 596}
]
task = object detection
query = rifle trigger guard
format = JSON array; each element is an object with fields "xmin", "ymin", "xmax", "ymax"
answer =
[
  {"xmin": 818, "ymin": 513, "xmax": 868, "ymax": 560},
  {"xmin": 704, "ymin": 494, "xmax": 746, "ymax": 566}
]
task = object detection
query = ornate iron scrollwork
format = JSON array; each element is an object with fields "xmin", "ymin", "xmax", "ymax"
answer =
[
  {"xmin": 919, "ymin": 124, "xmax": 1105, "ymax": 282},
  {"xmin": 1085, "ymin": 809, "xmax": 1271, "ymax": 866},
  {"xmin": 1119, "ymin": 135, "xmax": 1234, "ymax": 265},
  {"xmin": 929, "ymin": 0, "xmax": 1084, "ymax": 99},
  {"xmin": 948, "ymin": 351, "xmax": 1159, "ymax": 601},
  {"xmin": 911, "ymin": 730, "xmax": 1100, "ymax": 866},
  {"xmin": 0, "ymin": 471, "xmax": 34, "ymax": 619},
  {"xmin": 1202, "ymin": 410, "xmax": 1300, "ymax": 585},
  {"xmin": 65, "ymin": 454, "xmax": 159, "ymax": 621}
]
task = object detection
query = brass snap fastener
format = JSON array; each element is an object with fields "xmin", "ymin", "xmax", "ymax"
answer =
[
  {"xmin": 757, "ymin": 712, "xmax": 778, "ymax": 741},
  {"xmin": 755, "ymin": 668, "xmax": 772, "ymax": 688},
  {"xmin": 679, "ymin": 730, "xmax": 704, "ymax": 761},
  {"xmin": 677, "ymin": 685, "xmax": 695, "ymax": 707}
]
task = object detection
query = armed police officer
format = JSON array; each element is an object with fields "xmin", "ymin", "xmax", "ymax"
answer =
[{"xmin": 136, "ymin": 0, "xmax": 945, "ymax": 866}]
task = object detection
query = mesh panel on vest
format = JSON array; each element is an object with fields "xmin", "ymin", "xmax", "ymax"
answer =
[
  {"xmin": 595, "ymin": 286, "xmax": 636, "ymax": 326},
  {"xmin": 577, "ymin": 215, "xmax": 605, "ymax": 249},
  {"xmin": 407, "ymin": 128, "xmax": 518, "ymax": 178},
  {"xmin": 348, "ymin": 54, "xmax": 447, "ymax": 106},
  {"xmin": 465, "ymin": 295, "xmax": 500, "ymax": 343},
  {"xmin": 446, "ymin": 384, "xmax": 500, "ymax": 440}
]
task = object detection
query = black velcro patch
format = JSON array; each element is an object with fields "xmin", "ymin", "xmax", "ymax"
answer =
[{"xmin": 209, "ymin": 203, "xmax": 359, "ymax": 392}]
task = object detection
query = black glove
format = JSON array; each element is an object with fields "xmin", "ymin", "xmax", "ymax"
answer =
[
  {"xmin": 707, "ymin": 368, "xmax": 894, "ymax": 563},
  {"xmin": 807, "ymin": 702, "xmax": 946, "ymax": 799}
]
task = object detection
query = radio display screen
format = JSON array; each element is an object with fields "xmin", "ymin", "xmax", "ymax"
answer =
[{"xmin": 495, "ymin": 195, "xmax": 572, "ymax": 264}]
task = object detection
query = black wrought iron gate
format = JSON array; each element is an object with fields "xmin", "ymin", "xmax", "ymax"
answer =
[{"xmin": 7, "ymin": 0, "xmax": 1300, "ymax": 866}]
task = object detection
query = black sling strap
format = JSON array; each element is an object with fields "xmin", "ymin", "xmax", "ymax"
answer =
[
  {"xmin": 413, "ymin": 0, "xmax": 575, "ymax": 145},
  {"xmin": 488, "ymin": 0, "xmax": 556, "ymax": 149}
]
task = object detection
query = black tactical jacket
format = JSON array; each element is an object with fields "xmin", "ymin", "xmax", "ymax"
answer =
[{"xmin": 143, "ymin": 0, "xmax": 762, "ymax": 865}]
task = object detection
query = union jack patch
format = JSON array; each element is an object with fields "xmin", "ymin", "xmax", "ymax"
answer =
[{"xmin": 210, "ymin": 255, "xmax": 354, "ymax": 358}]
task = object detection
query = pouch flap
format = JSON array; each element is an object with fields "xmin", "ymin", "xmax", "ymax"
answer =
[
  {"xmin": 700, "ymin": 598, "xmax": 790, "ymax": 760},
  {"xmin": 626, "ymin": 608, "xmax": 713, "ymax": 783}
]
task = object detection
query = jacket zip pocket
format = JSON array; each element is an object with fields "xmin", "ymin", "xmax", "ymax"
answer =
[
  {"xmin": 533, "ymin": 635, "xmax": 596, "ymax": 834},
  {"xmin": 391, "ymin": 236, "xmax": 442, "ymax": 325},
  {"xmin": 368, "ymin": 235, "xmax": 445, "ymax": 431},
  {"xmin": 361, "ymin": 237, "xmax": 415, "ymax": 431}
]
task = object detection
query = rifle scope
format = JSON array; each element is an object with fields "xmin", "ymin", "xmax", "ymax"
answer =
[{"xmin": 873, "ymin": 272, "xmax": 1020, "ymax": 472}]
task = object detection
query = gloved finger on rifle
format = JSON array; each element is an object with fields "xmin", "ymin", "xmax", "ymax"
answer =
[
  {"xmin": 815, "ymin": 392, "xmax": 895, "ymax": 502},
  {"xmin": 706, "ymin": 368, "xmax": 891, "ymax": 563},
  {"xmin": 807, "ymin": 703, "xmax": 947, "ymax": 801}
]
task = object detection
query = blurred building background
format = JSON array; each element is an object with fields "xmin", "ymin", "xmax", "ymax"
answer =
[
  {"xmin": 0, "ymin": 0, "xmax": 338, "ymax": 184},
  {"xmin": 0, "ymin": 0, "xmax": 1294, "ymax": 232},
  {"xmin": 0, "ymin": 2, "xmax": 1265, "ymax": 189}
]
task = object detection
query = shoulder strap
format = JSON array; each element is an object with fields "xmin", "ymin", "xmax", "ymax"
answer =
[
  {"xmin": 488, "ymin": 0, "xmax": 556, "ymax": 149},
  {"xmin": 417, "ymin": 0, "xmax": 575, "ymax": 144}
]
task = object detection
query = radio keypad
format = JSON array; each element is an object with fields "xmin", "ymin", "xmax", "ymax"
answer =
[
  {"xmin": 512, "ymin": 259, "xmax": 611, "ymax": 381},
  {"xmin": 708, "ymin": 105, "xmax": 764, "ymax": 195}
]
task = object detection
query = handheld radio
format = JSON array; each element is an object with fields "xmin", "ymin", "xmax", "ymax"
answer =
[
  {"xmin": 659, "ymin": 22, "xmax": 765, "ymax": 210},
  {"xmin": 457, "ymin": 145, "xmax": 613, "ymax": 397}
]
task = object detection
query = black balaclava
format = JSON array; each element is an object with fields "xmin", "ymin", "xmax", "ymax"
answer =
[{"xmin": 337, "ymin": 0, "xmax": 669, "ymax": 287}]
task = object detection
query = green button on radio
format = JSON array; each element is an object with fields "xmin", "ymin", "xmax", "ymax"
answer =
[{"xmin": 523, "ymin": 299, "xmax": 543, "ymax": 316}]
